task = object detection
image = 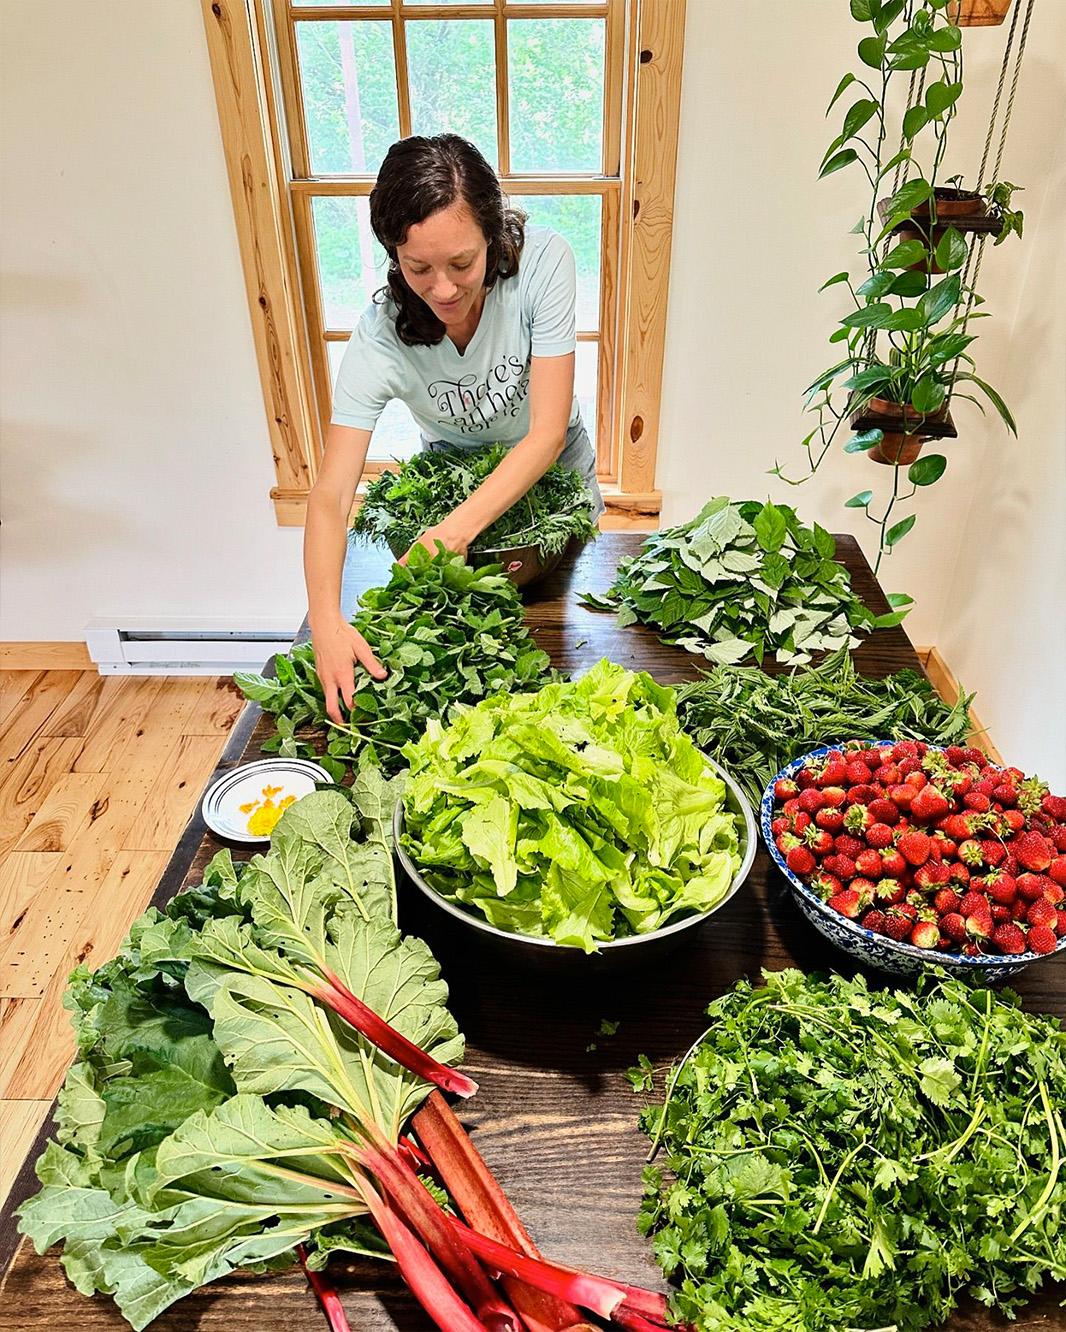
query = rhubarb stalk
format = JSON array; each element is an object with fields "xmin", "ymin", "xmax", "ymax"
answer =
[
  {"xmin": 316, "ymin": 966, "xmax": 477, "ymax": 1098},
  {"xmin": 413, "ymin": 1093, "xmax": 592, "ymax": 1332},
  {"xmin": 296, "ymin": 1243, "xmax": 353, "ymax": 1332}
]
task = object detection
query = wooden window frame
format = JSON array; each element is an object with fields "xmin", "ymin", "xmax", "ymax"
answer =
[{"xmin": 202, "ymin": 0, "xmax": 684, "ymax": 528}]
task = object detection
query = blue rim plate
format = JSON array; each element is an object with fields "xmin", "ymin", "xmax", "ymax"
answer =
[{"xmin": 759, "ymin": 743, "xmax": 1066, "ymax": 977}]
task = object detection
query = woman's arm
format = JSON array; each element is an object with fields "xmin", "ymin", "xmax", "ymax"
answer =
[
  {"xmin": 403, "ymin": 351, "xmax": 575, "ymax": 561},
  {"xmin": 305, "ymin": 422, "xmax": 388, "ymax": 724}
]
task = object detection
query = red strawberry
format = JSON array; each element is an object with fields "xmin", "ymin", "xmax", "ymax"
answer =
[
  {"xmin": 991, "ymin": 904, "xmax": 1012, "ymax": 924},
  {"xmin": 835, "ymin": 834, "xmax": 866, "ymax": 860},
  {"xmin": 846, "ymin": 784, "xmax": 879, "ymax": 807},
  {"xmin": 1028, "ymin": 925, "xmax": 1058, "ymax": 954},
  {"xmin": 1013, "ymin": 831, "xmax": 1053, "ymax": 873},
  {"xmin": 910, "ymin": 919, "xmax": 941, "ymax": 949},
  {"xmin": 991, "ymin": 783, "xmax": 1017, "ymax": 808},
  {"xmin": 882, "ymin": 908, "xmax": 914, "ymax": 941},
  {"xmin": 959, "ymin": 890, "xmax": 990, "ymax": 918},
  {"xmin": 1017, "ymin": 873, "xmax": 1052, "ymax": 902},
  {"xmin": 915, "ymin": 863, "xmax": 949, "ymax": 890},
  {"xmin": 861, "ymin": 747, "xmax": 887, "ymax": 768},
  {"xmin": 893, "ymin": 740, "xmax": 919, "ymax": 761},
  {"xmin": 944, "ymin": 862, "xmax": 971, "ymax": 887},
  {"xmin": 933, "ymin": 888, "xmax": 962, "ymax": 916},
  {"xmin": 898, "ymin": 831, "xmax": 931, "ymax": 867},
  {"xmin": 805, "ymin": 828, "xmax": 835, "ymax": 857},
  {"xmin": 945, "ymin": 746, "xmax": 970, "ymax": 766},
  {"xmin": 897, "ymin": 756, "xmax": 922, "ymax": 777},
  {"xmin": 985, "ymin": 871, "xmax": 1018, "ymax": 905},
  {"xmin": 856, "ymin": 848, "xmax": 885, "ymax": 879},
  {"xmin": 798, "ymin": 788, "xmax": 825, "ymax": 814},
  {"xmin": 992, "ymin": 923, "xmax": 1028, "ymax": 955},
  {"xmin": 786, "ymin": 845, "xmax": 816, "ymax": 876},
  {"xmin": 1010, "ymin": 897, "xmax": 1029, "ymax": 922},
  {"xmin": 1044, "ymin": 882, "xmax": 1065, "ymax": 906},
  {"xmin": 1057, "ymin": 909, "xmax": 1066, "ymax": 935},
  {"xmin": 966, "ymin": 910, "xmax": 994, "ymax": 941},
  {"xmin": 774, "ymin": 778, "xmax": 799, "ymax": 801},
  {"xmin": 771, "ymin": 816, "xmax": 789, "ymax": 837},
  {"xmin": 815, "ymin": 808, "xmax": 845, "ymax": 833},
  {"xmin": 1048, "ymin": 856, "xmax": 1066, "ymax": 888},
  {"xmin": 810, "ymin": 871, "xmax": 843, "ymax": 899},
  {"xmin": 880, "ymin": 848, "xmax": 907, "ymax": 878},
  {"xmin": 861, "ymin": 908, "xmax": 887, "ymax": 934},
  {"xmin": 958, "ymin": 839, "xmax": 985, "ymax": 868},
  {"xmin": 1000, "ymin": 808, "xmax": 1026, "ymax": 834},
  {"xmin": 888, "ymin": 783, "xmax": 914, "ymax": 811},
  {"xmin": 849, "ymin": 876, "xmax": 878, "ymax": 899},
  {"xmin": 962, "ymin": 942, "xmax": 985, "ymax": 957},
  {"xmin": 797, "ymin": 767, "xmax": 817, "ymax": 790},
  {"xmin": 821, "ymin": 786, "xmax": 848, "ymax": 809},
  {"xmin": 1053, "ymin": 828, "xmax": 1066, "ymax": 853},
  {"xmin": 940, "ymin": 814, "xmax": 974, "ymax": 842},
  {"xmin": 790, "ymin": 812, "xmax": 812, "ymax": 836},
  {"xmin": 1027, "ymin": 898, "xmax": 1058, "ymax": 929},
  {"xmin": 1041, "ymin": 793, "xmax": 1066, "ymax": 821},
  {"xmin": 783, "ymin": 797, "xmax": 802, "ymax": 817},
  {"xmin": 875, "ymin": 877, "xmax": 905, "ymax": 905},
  {"xmin": 868, "ymin": 798, "xmax": 900, "ymax": 826},
  {"xmin": 905, "ymin": 770, "xmax": 928, "ymax": 791},
  {"xmin": 828, "ymin": 889, "xmax": 863, "ymax": 919},
  {"xmin": 978, "ymin": 839, "xmax": 1007, "ymax": 868},
  {"xmin": 963, "ymin": 792, "xmax": 992, "ymax": 813},
  {"xmin": 823, "ymin": 854, "xmax": 857, "ymax": 882},
  {"xmin": 933, "ymin": 831, "xmax": 958, "ymax": 857},
  {"xmin": 874, "ymin": 763, "xmax": 902, "ymax": 786},
  {"xmin": 1003, "ymin": 853, "xmax": 1021, "ymax": 876},
  {"xmin": 910, "ymin": 784, "xmax": 951, "ymax": 823},
  {"xmin": 939, "ymin": 912, "xmax": 968, "ymax": 944},
  {"xmin": 817, "ymin": 758, "xmax": 848, "ymax": 787},
  {"xmin": 845, "ymin": 760, "xmax": 870, "ymax": 786},
  {"xmin": 866, "ymin": 823, "xmax": 895, "ymax": 850}
]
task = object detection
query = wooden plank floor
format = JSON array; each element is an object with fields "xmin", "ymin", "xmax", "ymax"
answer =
[{"xmin": 0, "ymin": 669, "xmax": 244, "ymax": 1208}]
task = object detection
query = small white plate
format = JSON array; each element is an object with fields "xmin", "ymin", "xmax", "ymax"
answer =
[{"xmin": 201, "ymin": 758, "xmax": 332, "ymax": 843}]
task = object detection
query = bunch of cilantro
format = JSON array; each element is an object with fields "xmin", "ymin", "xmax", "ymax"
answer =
[
  {"xmin": 582, "ymin": 498, "xmax": 907, "ymax": 666},
  {"xmin": 401, "ymin": 659, "xmax": 744, "ymax": 952},
  {"xmin": 17, "ymin": 776, "xmax": 464, "ymax": 1330},
  {"xmin": 353, "ymin": 444, "xmax": 598, "ymax": 561},
  {"xmin": 235, "ymin": 545, "xmax": 552, "ymax": 778},
  {"xmin": 631, "ymin": 969, "xmax": 1066, "ymax": 1332}
]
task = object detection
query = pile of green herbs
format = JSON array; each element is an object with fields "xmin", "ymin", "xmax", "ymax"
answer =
[
  {"xmin": 401, "ymin": 659, "xmax": 744, "ymax": 952},
  {"xmin": 674, "ymin": 647, "xmax": 974, "ymax": 806},
  {"xmin": 235, "ymin": 545, "xmax": 551, "ymax": 779},
  {"xmin": 353, "ymin": 444, "xmax": 598, "ymax": 560},
  {"xmin": 582, "ymin": 497, "xmax": 907, "ymax": 666},
  {"xmin": 631, "ymin": 968, "xmax": 1066, "ymax": 1332},
  {"xmin": 18, "ymin": 775, "xmax": 464, "ymax": 1330}
]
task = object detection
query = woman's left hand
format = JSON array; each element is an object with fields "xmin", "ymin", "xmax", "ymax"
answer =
[{"xmin": 400, "ymin": 521, "xmax": 470, "ymax": 565}]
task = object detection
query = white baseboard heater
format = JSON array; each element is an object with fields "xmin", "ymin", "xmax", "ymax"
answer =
[{"xmin": 84, "ymin": 617, "xmax": 297, "ymax": 675}]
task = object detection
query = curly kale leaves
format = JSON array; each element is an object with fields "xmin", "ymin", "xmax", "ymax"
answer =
[
  {"xmin": 353, "ymin": 443, "xmax": 598, "ymax": 560},
  {"xmin": 632, "ymin": 969, "xmax": 1066, "ymax": 1332},
  {"xmin": 582, "ymin": 497, "xmax": 902, "ymax": 666},
  {"xmin": 235, "ymin": 545, "xmax": 552, "ymax": 778}
]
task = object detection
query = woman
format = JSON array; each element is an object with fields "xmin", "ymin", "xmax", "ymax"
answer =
[{"xmin": 304, "ymin": 133, "xmax": 602, "ymax": 724}]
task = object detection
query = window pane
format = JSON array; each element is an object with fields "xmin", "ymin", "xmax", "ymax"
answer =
[
  {"xmin": 575, "ymin": 340, "xmax": 598, "ymax": 456},
  {"xmin": 328, "ymin": 342, "xmax": 421, "ymax": 463},
  {"xmin": 508, "ymin": 20, "xmax": 604, "ymax": 173},
  {"xmin": 508, "ymin": 194, "xmax": 600, "ymax": 331},
  {"xmin": 297, "ymin": 21, "xmax": 399, "ymax": 175},
  {"xmin": 312, "ymin": 197, "xmax": 389, "ymax": 328},
  {"xmin": 405, "ymin": 21, "xmax": 498, "ymax": 169}
]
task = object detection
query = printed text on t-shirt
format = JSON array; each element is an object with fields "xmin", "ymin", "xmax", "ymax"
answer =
[{"xmin": 427, "ymin": 354, "xmax": 530, "ymax": 434}]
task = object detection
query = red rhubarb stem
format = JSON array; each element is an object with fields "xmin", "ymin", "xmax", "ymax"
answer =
[
  {"xmin": 612, "ymin": 1307, "xmax": 678, "ymax": 1332},
  {"xmin": 413, "ymin": 1092, "xmax": 590, "ymax": 1332},
  {"xmin": 449, "ymin": 1219, "xmax": 671, "ymax": 1326},
  {"xmin": 296, "ymin": 1243, "xmax": 352, "ymax": 1332},
  {"xmin": 316, "ymin": 967, "xmax": 477, "ymax": 1098},
  {"xmin": 357, "ymin": 1176, "xmax": 489, "ymax": 1332},
  {"xmin": 360, "ymin": 1142, "xmax": 522, "ymax": 1332}
]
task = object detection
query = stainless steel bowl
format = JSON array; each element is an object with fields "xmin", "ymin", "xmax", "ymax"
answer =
[{"xmin": 393, "ymin": 756, "xmax": 758, "ymax": 976}]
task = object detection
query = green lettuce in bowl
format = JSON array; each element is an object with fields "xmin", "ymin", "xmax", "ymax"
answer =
[{"xmin": 399, "ymin": 660, "xmax": 750, "ymax": 953}]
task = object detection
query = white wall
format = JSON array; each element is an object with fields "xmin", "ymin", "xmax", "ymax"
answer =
[
  {"xmin": 0, "ymin": 4, "xmax": 306, "ymax": 640},
  {"xmin": 1, "ymin": 3, "xmax": 1062, "ymax": 777},
  {"xmin": 659, "ymin": 0, "xmax": 1066, "ymax": 781}
]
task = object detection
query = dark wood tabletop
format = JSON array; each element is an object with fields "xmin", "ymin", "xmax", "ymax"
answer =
[{"xmin": 2, "ymin": 534, "xmax": 1063, "ymax": 1330}]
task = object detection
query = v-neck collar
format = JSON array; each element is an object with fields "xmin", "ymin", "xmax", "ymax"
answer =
[{"xmin": 446, "ymin": 285, "xmax": 492, "ymax": 359}]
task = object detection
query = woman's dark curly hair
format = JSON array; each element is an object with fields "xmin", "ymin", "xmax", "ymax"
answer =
[{"xmin": 369, "ymin": 134, "xmax": 526, "ymax": 347}]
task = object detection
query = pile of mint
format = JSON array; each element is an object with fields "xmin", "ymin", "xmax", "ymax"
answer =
[
  {"xmin": 18, "ymin": 776, "xmax": 465, "ymax": 1330},
  {"xmin": 582, "ymin": 497, "xmax": 906, "ymax": 665},
  {"xmin": 353, "ymin": 444, "xmax": 598, "ymax": 561},
  {"xmin": 235, "ymin": 545, "xmax": 552, "ymax": 779},
  {"xmin": 631, "ymin": 968, "xmax": 1066, "ymax": 1332},
  {"xmin": 401, "ymin": 659, "xmax": 744, "ymax": 952}
]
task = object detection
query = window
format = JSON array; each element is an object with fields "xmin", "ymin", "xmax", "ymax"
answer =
[{"xmin": 204, "ymin": 0, "xmax": 685, "ymax": 525}]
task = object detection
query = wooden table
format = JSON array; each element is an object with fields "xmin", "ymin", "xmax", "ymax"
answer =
[{"xmin": 2, "ymin": 535, "xmax": 1063, "ymax": 1330}]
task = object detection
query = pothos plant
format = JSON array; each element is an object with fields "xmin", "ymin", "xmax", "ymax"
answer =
[{"xmin": 775, "ymin": 0, "xmax": 1022, "ymax": 572}]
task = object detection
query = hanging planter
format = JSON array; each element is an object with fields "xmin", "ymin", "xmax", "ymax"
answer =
[
  {"xmin": 948, "ymin": 0, "xmax": 1013, "ymax": 26},
  {"xmin": 850, "ymin": 398, "xmax": 956, "ymax": 468},
  {"xmin": 877, "ymin": 187, "xmax": 993, "ymax": 239}
]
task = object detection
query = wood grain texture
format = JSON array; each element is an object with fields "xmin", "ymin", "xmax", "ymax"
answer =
[
  {"xmin": 0, "ymin": 1102, "xmax": 49, "ymax": 1212},
  {"xmin": 0, "ymin": 644, "xmax": 91, "ymax": 671},
  {"xmin": 1, "ymin": 538, "xmax": 1063, "ymax": 1330},
  {"xmin": 0, "ymin": 739, "xmax": 84, "ymax": 860}
]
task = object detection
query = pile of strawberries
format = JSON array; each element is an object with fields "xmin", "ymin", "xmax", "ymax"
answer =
[{"xmin": 771, "ymin": 740, "xmax": 1066, "ymax": 957}]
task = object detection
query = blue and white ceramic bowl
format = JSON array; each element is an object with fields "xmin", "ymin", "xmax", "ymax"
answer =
[{"xmin": 760, "ymin": 743, "xmax": 1066, "ymax": 981}]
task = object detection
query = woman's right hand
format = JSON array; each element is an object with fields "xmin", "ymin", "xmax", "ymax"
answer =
[{"xmin": 311, "ymin": 617, "xmax": 387, "ymax": 725}]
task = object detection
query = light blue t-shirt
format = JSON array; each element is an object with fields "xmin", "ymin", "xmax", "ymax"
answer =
[{"xmin": 331, "ymin": 227, "xmax": 580, "ymax": 446}]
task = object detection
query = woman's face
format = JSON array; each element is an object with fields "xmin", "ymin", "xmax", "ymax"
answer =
[{"xmin": 395, "ymin": 202, "xmax": 489, "ymax": 327}]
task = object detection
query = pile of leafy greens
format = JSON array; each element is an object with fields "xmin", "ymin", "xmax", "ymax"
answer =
[
  {"xmin": 401, "ymin": 659, "xmax": 744, "ymax": 952},
  {"xmin": 353, "ymin": 444, "xmax": 598, "ymax": 561},
  {"xmin": 631, "ymin": 969, "xmax": 1066, "ymax": 1332},
  {"xmin": 674, "ymin": 647, "xmax": 974, "ymax": 806},
  {"xmin": 18, "ymin": 775, "xmax": 468, "ymax": 1331},
  {"xmin": 582, "ymin": 497, "xmax": 905, "ymax": 666},
  {"xmin": 235, "ymin": 545, "xmax": 552, "ymax": 779}
]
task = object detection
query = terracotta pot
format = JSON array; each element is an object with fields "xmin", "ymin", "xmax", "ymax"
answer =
[
  {"xmin": 869, "ymin": 432, "xmax": 926, "ymax": 466},
  {"xmin": 910, "ymin": 188, "xmax": 987, "ymax": 221},
  {"xmin": 867, "ymin": 395, "xmax": 948, "ymax": 426},
  {"xmin": 948, "ymin": 0, "xmax": 1012, "ymax": 26}
]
